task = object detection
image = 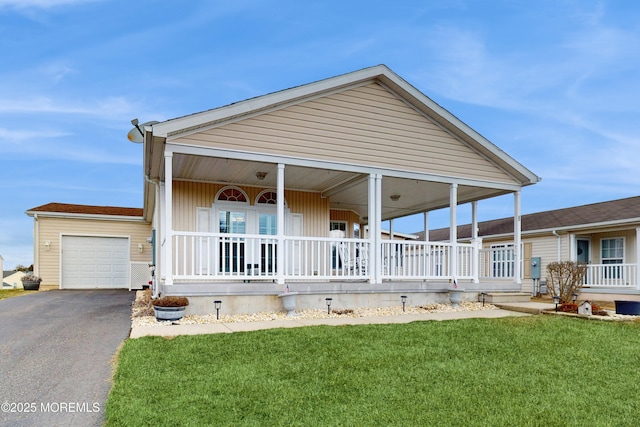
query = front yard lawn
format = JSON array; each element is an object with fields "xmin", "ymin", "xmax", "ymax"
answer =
[
  {"xmin": 106, "ymin": 316, "xmax": 640, "ymax": 426},
  {"xmin": 0, "ymin": 289, "xmax": 37, "ymax": 300}
]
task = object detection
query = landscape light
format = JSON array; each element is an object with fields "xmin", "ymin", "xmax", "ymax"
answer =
[
  {"xmin": 553, "ymin": 296, "xmax": 560, "ymax": 312},
  {"xmin": 401, "ymin": 295, "xmax": 407, "ymax": 312},
  {"xmin": 325, "ymin": 298, "xmax": 332, "ymax": 314},
  {"xmin": 214, "ymin": 300, "xmax": 222, "ymax": 320}
]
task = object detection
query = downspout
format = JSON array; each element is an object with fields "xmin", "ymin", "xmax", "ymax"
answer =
[
  {"xmin": 33, "ymin": 213, "xmax": 39, "ymax": 277},
  {"xmin": 145, "ymin": 175, "xmax": 160, "ymax": 298},
  {"xmin": 552, "ymin": 230, "xmax": 561, "ymax": 261}
]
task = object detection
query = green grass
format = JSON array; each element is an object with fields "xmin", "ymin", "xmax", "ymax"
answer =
[
  {"xmin": 0, "ymin": 289, "xmax": 37, "ymax": 300},
  {"xmin": 106, "ymin": 316, "xmax": 640, "ymax": 426}
]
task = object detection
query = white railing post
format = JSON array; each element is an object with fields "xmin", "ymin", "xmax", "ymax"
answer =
[{"xmin": 472, "ymin": 237, "xmax": 482, "ymax": 283}]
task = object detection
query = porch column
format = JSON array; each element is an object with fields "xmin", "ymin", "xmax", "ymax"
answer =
[
  {"xmin": 368, "ymin": 174, "xmax": 376, "ymax": 284},
  {"xmin": 471, "ymin": 201, "xmax": 479, "ymax": 283},
  {"xmin": 423, "ymin": 212, "xmax": 429, "ymax": 243},
  {"xmin": 424, "ymin": 212, "xmax": 430, "ymax": 277},
  {"xmin": 389, "ymin": 219, "xmax": 394, "ymax": 240},
  {"xmin": 636, "ymin": 228, "xmax": 640, "ymax": 290},
  {"xmin": 375, "ymin": 174, "xmax": 383, "ymax": 284},
  {"xmin": 164, "ymin": 152, "xmax": 173, "ymax": 285},
  {"xmin": 514, "ymin": 190, "xmax": 522, "ymax": 286},
  {"xmin": 449, "ymin": 183, "xmax": 458, "ymax": 283},
  {"xmin": 277, "ymin": 164, "xmax": 285, "ymax": 285}
]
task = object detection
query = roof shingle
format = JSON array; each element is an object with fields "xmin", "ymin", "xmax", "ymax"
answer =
[
  {"xmin": 427, "ymin": 196, "xmax": 640, "ymax": 240},
  {"xmin": 27, "ymin": 203, "xmax": 143, "ymax": 217}
]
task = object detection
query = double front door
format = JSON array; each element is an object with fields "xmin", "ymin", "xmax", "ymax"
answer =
[{"xmin": 216, "ymin": 209, "xmax": 277, "ymax": 275}]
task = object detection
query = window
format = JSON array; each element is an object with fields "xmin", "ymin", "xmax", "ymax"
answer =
[
  {"xmin": 217, "ymin": 187, "xmax": 247, "ymax": 202},
  {"xmin": 257, "ymin": 190, "xmax": 277, "ymax": 205},
  {"xmin": 601, "ymin": 238, "xmax": 624, "ymax": 279}
]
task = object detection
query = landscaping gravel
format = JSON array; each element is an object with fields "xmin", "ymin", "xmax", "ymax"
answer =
[{"xmin": 132, "ymin": 295, "xmax": 500, "ymax": 327}]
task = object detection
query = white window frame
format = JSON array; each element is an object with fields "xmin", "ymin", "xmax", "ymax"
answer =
[{"xmin": 600, "ymin": 237, "xmax": 625, "ymax": 280}]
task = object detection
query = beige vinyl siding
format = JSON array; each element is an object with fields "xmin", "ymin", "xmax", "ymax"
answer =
[
  {"xmin": 174, "ymin": 83, "xmax": 515, "ymax": 184},
  {"xmin": 589, "ymin": 230, "xmax": 636, "ymax": 264},
  {"xmin": 173, "ymin": 181, "xmax": 330, "ymax": 237},
  {"xmin": 36, "ymin": 216, "xmax": 151, "ymax": 288}
]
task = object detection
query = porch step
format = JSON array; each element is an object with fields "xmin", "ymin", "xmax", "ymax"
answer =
[{"xmin": 480, "ymin": 292, "xmax": 532, "ymax": 304}]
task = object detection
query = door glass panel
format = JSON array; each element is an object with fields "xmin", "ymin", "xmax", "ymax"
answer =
[
  {"xmin": 259, "ymin": 213, "xmax": 277, "ymax": 273},
  {"xmin": 219, "ymin": 211, "xmax": 246, "ymax": 273}
]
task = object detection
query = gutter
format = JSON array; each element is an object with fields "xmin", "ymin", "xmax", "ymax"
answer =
[
  {"xmin": 552, "ymin": 230, "xmax": 561, "ymax": 261},
  {"xmin": 25, "ymin": 211, "xmax": 146, "ymax": 222},
  {"xmin": 145, "ymin": 174, "xmax": 160, "ymax": 298}
]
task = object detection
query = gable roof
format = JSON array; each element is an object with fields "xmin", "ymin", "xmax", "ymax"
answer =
[
  {"xmin": 147, "ymin": 64, "xmax": 540, "ymax": 187},
  {"xmin": 26, "ymin": 203, "xmax": 143, "ymax": 218},
  {"xmin": 426, "ymin": 196, "xmax": 640, "ymax": 240}
]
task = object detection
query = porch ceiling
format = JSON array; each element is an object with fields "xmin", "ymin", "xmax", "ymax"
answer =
[{"xmin": 171, "ymin": 154, "xmax": 511, "ymax": 224}]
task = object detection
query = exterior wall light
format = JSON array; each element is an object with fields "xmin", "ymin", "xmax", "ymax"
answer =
[{"xmin": 44, "ymin": 240, "xmax": 51, "ymax": 251}]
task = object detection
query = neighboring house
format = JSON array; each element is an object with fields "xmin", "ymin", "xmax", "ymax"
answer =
[
  {"xmin": 25, "ymin": 203, "xmax": 152, "ymax": 290},
  {"xmin": 425, "ymin": 196, "xmax": 640, "ymax": 300},
  {"xmin": 3, "ymin": 270, "xmax": 27, "ymax": 289},
  {"xmin": 27, "ymin": 65, "xmax": 540, "ymax": 312}
]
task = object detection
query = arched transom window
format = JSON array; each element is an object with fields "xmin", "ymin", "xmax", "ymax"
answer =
[
  {"xmin": 216, "ymin": 186, "xmax": 248, "ymax": 203},
  {"xmin": 255, "ymin": 190, "xmax": 287, "ymax": 207}
]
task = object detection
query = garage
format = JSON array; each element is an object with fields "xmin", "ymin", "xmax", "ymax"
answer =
[{"xmin": 61, "ymin": 236, "xmax": 130, "ymax": 289}]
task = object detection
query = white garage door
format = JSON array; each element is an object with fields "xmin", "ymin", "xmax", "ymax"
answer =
[{"xmin": 61, "ymin": 236, "xmax": 129, "ymax": 289}]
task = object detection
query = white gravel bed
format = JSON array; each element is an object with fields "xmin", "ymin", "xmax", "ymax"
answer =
[{"xmin": 132, "ymin": 301, "xmax": 499, "ymax": 327}]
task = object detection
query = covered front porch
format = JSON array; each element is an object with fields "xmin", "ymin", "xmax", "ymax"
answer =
[
  {"xmin": 141, "ymin": 66, "xmax": 541, "ymax": 313},
  {"xmin": 153, "ymin": 151, "xmax": 527, "ymax": 302}
]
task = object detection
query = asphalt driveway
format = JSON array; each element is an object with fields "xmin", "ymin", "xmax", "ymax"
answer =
[{"xmin": 0, "ymin": 290, "xmax": 134, "ymax": 427}]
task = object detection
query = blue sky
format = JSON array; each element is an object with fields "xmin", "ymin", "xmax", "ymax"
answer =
[{"xmin": 1, "ymin": 0, "xmax": 639, "ymax": 269}]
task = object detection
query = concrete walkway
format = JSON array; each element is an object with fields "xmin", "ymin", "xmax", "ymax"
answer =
[{"xmin": 130, "ymin": 303, "xmax": 552, "ymax": 339}]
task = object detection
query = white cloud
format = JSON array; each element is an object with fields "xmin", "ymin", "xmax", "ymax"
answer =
[
  {"xmin": 0, "ymin": 95, "xmax": 140, "ymax": 120},
  {"xmin": 0, "ymin": 127, "xmax": 70, "ymax": 143},
  {"xmin": 0, "ymin": 0, "xmax": 98, "ymax": 8}
]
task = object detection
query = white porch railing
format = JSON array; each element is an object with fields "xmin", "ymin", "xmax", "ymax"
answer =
[
  {"xmin": 479, "ymin": 247, "xmax": 516, "ymax": 279},
  {"xmin": 583, "ymin": 264, "xmax": 637, "ymax": 288},
  {"xmin": 172, "ymin": 232, "xmax": 488, "ymax": 282}
]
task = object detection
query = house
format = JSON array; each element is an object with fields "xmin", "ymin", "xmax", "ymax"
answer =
[
  {"xmin": 425, "ymin": 196, "xmax": 640, "ymax": 301},
  {"xmin": 25, "ymin": 203, "xmax": 152, "ymax": 290},
  {"xmin": 3, "ymin": 270, "xmax": 27, "ymax": 289},
  {"xmin": 27, "ymin": 65, "xmax": 540, "ymax": 313}
]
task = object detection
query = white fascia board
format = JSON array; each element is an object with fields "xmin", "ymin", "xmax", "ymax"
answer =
[
  {"xmin": 481, "ymin": 218, "xmax": 640, "ymax": 240},
  {"xmin": 152, "ymin": 65, "xmax": 389, "ymax": 138},
  {"xmin": 377, "ymin": 73, "xmax": 541, "ymax": 186},
  {"xmin": 166, "ymin": 142, "xmax": 524, "ymax": 192},
  {"xmin": 25, "ymin": 211, "xmax": 146, "ymax": 222}
]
